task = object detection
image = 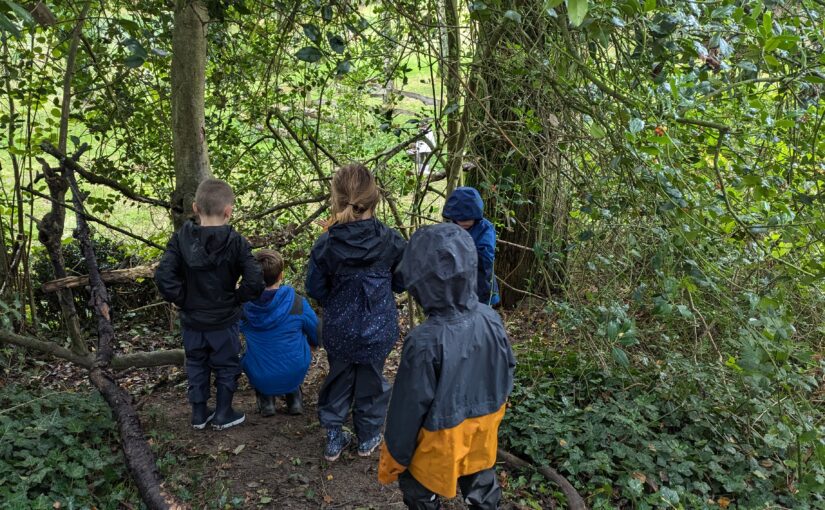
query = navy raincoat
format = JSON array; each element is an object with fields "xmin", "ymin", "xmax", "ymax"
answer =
[
  {"xmin": 378, "ymin": 223, "xmax": 515, "ymax": 498},
  {"xmin": 442, "ymin": 187, "xmax": 500, "ymax": 306},
  {"xmin": 240, "ymin": 286, "xmax": 319, "ymax": 396},
  {"xmin": 305, "ymin": 218, "xmax": 406, "ymax": 363}
]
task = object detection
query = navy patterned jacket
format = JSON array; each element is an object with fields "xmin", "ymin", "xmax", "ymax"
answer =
[{"xmin": 305, "ymin": 218, "xmax": 406, "ymax": 363}]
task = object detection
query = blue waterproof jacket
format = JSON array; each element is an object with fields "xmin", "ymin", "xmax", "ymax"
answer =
[
  {"xmin": 305, "ymin": 218, "xmax": 406, "ymax": 363},
  {"xmin": 442, "ymin": 187, "xmax": 500, "ymax": 306},
  {"xmin": 240, "ymin": 286, "xmax": 318, "ymax": 396}
]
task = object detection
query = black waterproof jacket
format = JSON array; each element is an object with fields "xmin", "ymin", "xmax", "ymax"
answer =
[
  {"xmin": 378, "ymin": 223, "xmax": 515, "ymax": 497},
  {"xmin": 155, "ymin": 220, "xmax": 264, "ymax": 331},
  {"xmin": 305, "ymin": 218, "xmax": 405, "ymax": 363}
]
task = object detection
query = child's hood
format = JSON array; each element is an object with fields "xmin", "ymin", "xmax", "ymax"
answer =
[
  {"xmin": 177, "ymin": 220, "xmax": 236, "ymax": 269},
  {"xmin": 324, "ymin": 218, "xmax": 388, "ymax": 266},
  {"xmin": 398, "ymin": 223, "xmax": 478, "ymax": 314},
  {"xmin": 442, "ymin": 187, "xmax": 484, "ymax": 221},
  {"xmin": 242, "ymin": 286, "xmax": 296, "ymax": 330}
]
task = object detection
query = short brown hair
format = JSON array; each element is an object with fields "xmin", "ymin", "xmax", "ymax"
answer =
[
  {"xmin": 255, "ymin": 250, "xmax": 284, "ymax": 286},
  {"xmin": 195, "ymin": 178, "xmax": 235, "ymax": 217},
  {"xmin": 330, "ymin": 163, "xmax": 380, "ymax": 225}
]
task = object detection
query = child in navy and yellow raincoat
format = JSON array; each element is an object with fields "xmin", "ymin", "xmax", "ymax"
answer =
[
  {"xmin": 378, "ymin": 223, "xmax": 515, "ymax": 510},
  {"xmin": 442, "ymin": 187, "xmax": 500, "ymax": 306}
]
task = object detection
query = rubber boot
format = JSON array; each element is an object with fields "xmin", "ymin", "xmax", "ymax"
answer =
[
  {"xmin": 212, "ymin": 386, "xmax": 245, "ymax": 430},
  {"xmin": 285, "ymin": 388, "xmax": 303, "ymax": 415},
  {"xmin": 191, "ymin": 403, "xmax": 215, "ymax": 430},
  {"xmin": 256, "ymin": 391, "xmax": 276, "ymax": 417}
]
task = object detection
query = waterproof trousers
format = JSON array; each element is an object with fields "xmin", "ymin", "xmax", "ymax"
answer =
[
  {"xmin": 182, "ymin": 324, "xmax": 242, "ymax": 404},
  {"xmin": 317, "ymin": 357, "xmax": 390, "ymax": 440},
  {"xmin": 398, "ymin": 469, "xmax": 501, "ymax": 510}
]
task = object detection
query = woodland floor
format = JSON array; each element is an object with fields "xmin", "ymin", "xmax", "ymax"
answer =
[
  {"xmin": 139, "ymin": 347, "xmax": 479, "ymax": 510},
  {"xmin": 138, "ymin": 308, "xmax": 548, "ymax": 509},
  {"xmin": 7, "ymin": 307, "xmax": 546, "ymax": 509}
]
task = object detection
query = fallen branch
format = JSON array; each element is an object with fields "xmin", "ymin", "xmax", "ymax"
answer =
[
  {"xmin": 497, "ymin": 448, "xmax": 587, "ymax": 510},
  {"xmin": 42, "ymin": 263, "xmax": 158, "ymax": 293},
  {"xmin": 0, "ymin": 328, "xmax": 185, "ymax": 371}
]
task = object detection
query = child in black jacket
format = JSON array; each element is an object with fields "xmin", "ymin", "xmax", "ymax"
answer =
[
  {"xmin": 155, "ymin": 179, "xmax": 264, "ymax": 430},
  {"xmin": 305, "ymin": 163, "xmax": 406, "ymax": 461}
]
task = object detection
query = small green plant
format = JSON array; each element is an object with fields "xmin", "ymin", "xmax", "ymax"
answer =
[{"xmin": 0, "ymin": 386, "xmax": 137, "ymax": 508}]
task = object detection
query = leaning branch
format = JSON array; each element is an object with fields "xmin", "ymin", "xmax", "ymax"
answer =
[
  {"xmin": 244, "ymin": 194, "xmax": 329, "ymax": 222},
  {"xmin": 41, "ymin": 141, "xmax": 171, "ymax": 209},
  {"xmin": 25, "ymin": 185, "xmax": 164, "ymax": 250},
  {"xmin": 43, "ymin": 141, "xmax": 182, "ymax": 509}
]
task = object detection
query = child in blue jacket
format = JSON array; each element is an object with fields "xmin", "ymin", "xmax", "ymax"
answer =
[
  {"xmin": 305, "ymin": 163, "xmax": 406, "ymax": 462},
  {"xmin": 442, "ymin": 186, "xmax": 500, "ymax": 306},
  {"xmin": 241, "ymin": 250, "xmax": 319, "ymax": 416}
]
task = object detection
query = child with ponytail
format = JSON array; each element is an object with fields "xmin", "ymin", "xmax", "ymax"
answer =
[{"xmin": 305, "ymin": 164, "xmax": 406, "ymax": 461}]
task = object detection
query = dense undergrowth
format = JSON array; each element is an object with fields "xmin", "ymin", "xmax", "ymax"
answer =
[
  {"xmin": 0, "ymin": 386, "xmax": 136, "ymax": 509},
  {"xmin": 502, "ymin": 312, "xmax": 824, "ymax": 509}
]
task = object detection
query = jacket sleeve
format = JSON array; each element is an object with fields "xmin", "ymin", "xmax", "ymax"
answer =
[
  {"xmin": 235, "ymin": 236, "xmax": 265, "ymax": 303},
  {"xmin": 301, "ymin": 297, "xmax": 320, "ymax": 347},
  {"xmin": 378, "ymin": 336, "xmax": 437, "ymax": 484},
  {"xmin": 476, "ymin": 220, "xmax": 496, "ymax": 305},
  {"xmin": 389, "ymin": 230, "xmax": 407, "ymax": 294},
  {"xmin": 154, "ymin": 233, "xmax": 186, "ymax": 306},
  {"xmin": 305, "ymin": 243, "xmax": 329, "ymax": 303}
]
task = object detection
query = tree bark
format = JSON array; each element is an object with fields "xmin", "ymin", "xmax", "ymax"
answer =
[{"xmin": 171, "ymin": 0, "xmax": 212, "ymax": 229}]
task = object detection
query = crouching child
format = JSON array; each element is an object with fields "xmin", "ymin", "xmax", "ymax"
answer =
[
  {"xmin": 155, "ymin": 178, "xmax": 265, "ymax": 430},
  {"xmin": 241, "ymin": 250, "xmax": 319, "ymax": 416},
  {"xmin": 378, "ymin": 223, "xmax": 516, "ymax": 510}
]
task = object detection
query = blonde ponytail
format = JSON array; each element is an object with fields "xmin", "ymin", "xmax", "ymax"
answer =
[{"xmin": 329, "ymin": 164, "xmax": 380, "ymax": 226}]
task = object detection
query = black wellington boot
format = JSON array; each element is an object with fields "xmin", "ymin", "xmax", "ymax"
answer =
[
  {"xmin": 212, "ymin": 386, "xmax": 245, "ymax": 430},
  {"xmin": 191, "ymin": 403, "xmax": 215, "ymax": 430},
  {"xmin": 285, "ymin": 387, "xmax": 304, "ymax": 415},
  {"xmin": 256, "ymin": 391, "xmax": 276, "ymax": 417}
]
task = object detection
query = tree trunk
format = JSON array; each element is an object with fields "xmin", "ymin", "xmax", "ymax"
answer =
[
  {"xmin": 171, "ymin": 0, "xmax": 211, "ymax": 229},
  {"xmin": 442, "ymin": 0, "xmax": 463, "ymax": 196},
  {"xmin": 466, "ymin": 1, "xmax": 569, "ymax": 307}
]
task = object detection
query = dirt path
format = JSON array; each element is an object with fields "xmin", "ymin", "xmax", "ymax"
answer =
[{"xmin": 141, "ymin": 349, "xmax": 470, "ymax": 509}]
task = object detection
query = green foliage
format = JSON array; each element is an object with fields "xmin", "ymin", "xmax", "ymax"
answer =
[
  {"xmin": 503, "ymin": 337, "xmax": 825, "ymax": 509},
  {"xmin": 0, "ymin": 387, "xmax": 136, "ymax": 508}
]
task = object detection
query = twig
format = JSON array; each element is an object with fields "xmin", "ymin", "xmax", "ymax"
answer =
[
  {"xmin": 266, "ymin": 108, "xmax": 330, "ymax": 185},
  {"xmin": 497, "ymin": 276, "xmax": 546, "ymax": 300},
  {"xmin": 244, "ymin": 194, "xmax": 329, "ymax": 221}
]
